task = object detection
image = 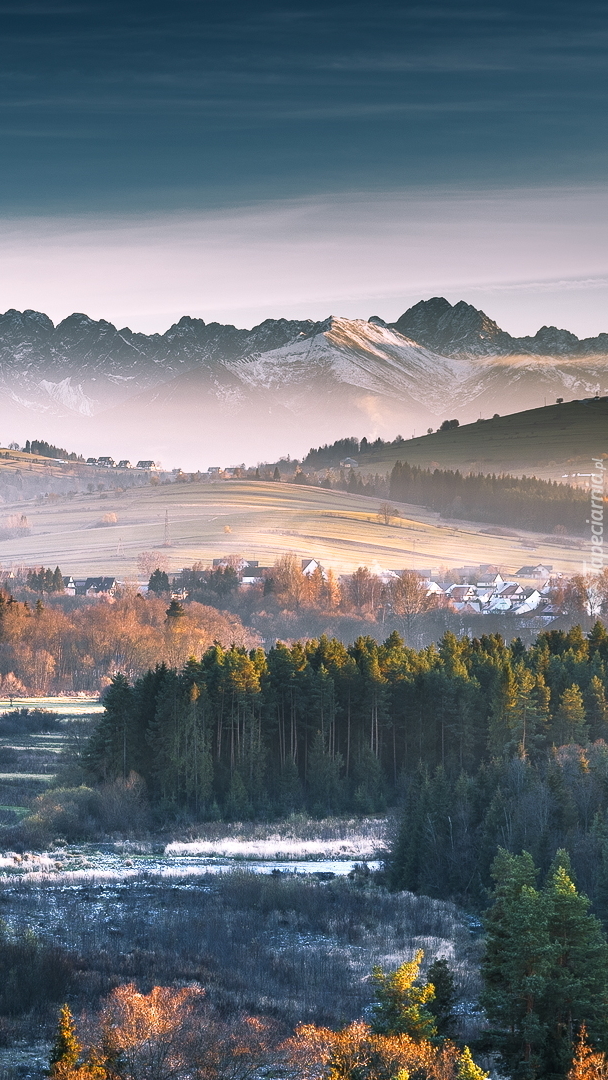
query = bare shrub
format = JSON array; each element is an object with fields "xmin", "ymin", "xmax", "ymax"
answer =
[
  {"xmin": 0, "ymin": 924, "xmax": 73, "ymax": 1016},
  {"xmin": 21, "ymin": 775, "xmax": 150, "ymax": 844},
  {"xmin": 137, "ymin": 552, "xmax": 169, "ymax": 577}
]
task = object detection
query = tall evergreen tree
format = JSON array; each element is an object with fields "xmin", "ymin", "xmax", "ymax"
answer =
[
  {"xmin": 481, "ymin": 849, "xmax": 556, "ymax": 1079},
  {"xmin": 426, "ymin": 958, "xmax": 457, "ymax": 1037},
  {"xmin": 553, "ymin": 685, "xmax": 588, "ymax": 746},
  {"xmin": 542, "ymin": 853, "xmax": 608, "ymax": 1075},
  {"xmin": 482, "ymin": 848, "xmax": 608, "ymax": 1080},
  {"xmin": 84, "ymin": 674, "xmax": 133, "ymax": 781}
]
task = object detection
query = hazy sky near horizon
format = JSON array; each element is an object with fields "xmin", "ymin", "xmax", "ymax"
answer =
[{"xmin": 1, "ymin": 0, "xmax": 608, "ymax": 335}]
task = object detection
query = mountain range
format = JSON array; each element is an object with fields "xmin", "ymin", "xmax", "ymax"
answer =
[{"xmin": 0, "ymin": 298, "xmax": 606, "ymax": 469}]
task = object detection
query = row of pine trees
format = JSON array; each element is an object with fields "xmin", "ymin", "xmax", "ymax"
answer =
[{"xmin": 85, "ymin": 623, "xmax": 608, "ymax": 830}]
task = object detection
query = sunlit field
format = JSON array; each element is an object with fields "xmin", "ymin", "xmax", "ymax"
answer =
[{"xmin": 0, "ymin": 480, "xmax": 588, "ymax": 577}]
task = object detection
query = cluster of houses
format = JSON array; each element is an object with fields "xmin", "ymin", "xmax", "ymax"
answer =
[
  {"xmin": 7, "ymin": 560, "xmax": 565, "ymax": 622},
  {"xmin": 84, "ymin": 458, "xmax": 157, "ymax": 470},
  {"xmin": 63, "ymin": 576, "xmax": 118, "ymax": 598},
  {"xmin": 194, "ymin": 558, "xmax": 564, "ymax": 621},
  {"xmin": 423, "ymin": 568, "xmax": 561, "ymax": 617}
]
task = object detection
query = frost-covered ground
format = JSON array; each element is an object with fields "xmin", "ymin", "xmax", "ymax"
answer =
[
  {"xmin": 0, "ymin": 696, "xmax": 103, "ymax": 716},
  {"xmin": 166, "ymin": 834, "xmax": 385, "ymax": 860},
  {"xmin": 0, "ymin": 821, "xmax": 388, "ymax": 884},
  {"xmin": 0, "ymin": 817, "xmax": 390, "ymax": 884},
  {"xmin": 0, "ymin": 816, "xmax": 483, "ymax": 1068},
  {"xmin": 0, "ymin": 868, "xmax": 482, "ymax": 1036}
]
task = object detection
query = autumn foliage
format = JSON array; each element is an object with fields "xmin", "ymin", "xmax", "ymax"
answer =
[
  {"xmin": 284, "ymin": 1020, "xmax": 488, "ymax": 1080},
  {"xmin": 568, "ymin": 1028, "xmax": 608, "ymax": 1080},
  {"xmin": 50, "ymin": 985, "xmax": 280, "ymax": 1080}
]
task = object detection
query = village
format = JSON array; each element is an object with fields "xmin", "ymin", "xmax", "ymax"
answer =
[{"xmin": 46, "ymin": 557, "xmax": 567, "ymax": 622}]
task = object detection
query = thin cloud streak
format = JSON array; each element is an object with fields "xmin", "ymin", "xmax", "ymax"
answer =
[{"xmin": 0, "ymin": 186, "xmax": 607, "ymax": 337}]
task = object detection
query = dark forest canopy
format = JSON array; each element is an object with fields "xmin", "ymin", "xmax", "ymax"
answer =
[
  {"xmin": 83, "ymin": 622, "xmax": 608, "ymax": 915},
  {"xmin": 303, "ymin": 434, "xmax": 404, "ymax": 468},
  {"xmin": 23, "ymin": 439, "xmax": 82, "ymax": 461},
  {"xmin": 389, "ymin": 461, "xmax": 587, "ymax": 536}
]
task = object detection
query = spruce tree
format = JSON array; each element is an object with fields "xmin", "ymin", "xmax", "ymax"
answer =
[
  {"xmin": 148, "ymin": 569, "xmax": 169, "ymax": 595},
  {"xmin": 542, "ymin": 853, "xmax": 608, "ymax": 1075},
  {"xmin": 165, "ymin": 599, "xmax": 185, "ymax": 619},
  {"xmin": 84, "ymin": 674, "xmax": 133, "ymax": 781},
  {"xmin": 49, "ymin": 1004, "xmax": 80, "ymax": 1075}
]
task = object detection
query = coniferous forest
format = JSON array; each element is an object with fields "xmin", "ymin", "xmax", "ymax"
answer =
[{"xmin": 80, "ymin": 622, "xmax": 608, "ymax": 914}]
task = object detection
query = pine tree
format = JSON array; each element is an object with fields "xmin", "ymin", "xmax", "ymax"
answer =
[
  {"xmin": 585, "ymin": 676, "xmax": 608, "ymax": 741},
  {"xmin": 553, "ymin": 685, "xmax": 588, "ymax": 746},
  {"xmin": 306, "ymin": 729, "xmax": 343, "ymax": 816},
  {"xmin": 482, "ymin": 848, "xmax": 608, "ymax": 1079},
  {"xmin": 481, "ymin": 849, "xmax": 556, "ymax": 1078},
  {"xmin": 542, "ymin": 854, "xmax": 608, "ymax": 1074}
]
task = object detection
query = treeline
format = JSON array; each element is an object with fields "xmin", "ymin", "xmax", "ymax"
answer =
[
  {"xmin": 23, "ymin": 438, "xmax": 82, "ymax": 461},
  {"xmin": 84, "ymin": 623, "xmax": 608, "ymax": 825},
  {"xmin": 26, "ymin": 565, "xmax": 64, "ymax": 593},
  {"xmin": 390, "ymin": 461, "xmax": 587, "ymax": 535},
  {"xmin": 299, "ymin": 444, "xmax": 587, "ymax": 537},
  {"xmin": 303, "ymin": 434, "xmax": 405, "ymax": 468}
]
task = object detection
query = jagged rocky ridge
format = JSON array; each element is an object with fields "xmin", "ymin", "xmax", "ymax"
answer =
[
  {"xmin": 0, "ymin": 299, "xmax": 606, "ymax": 467},
  {"xmin": 389, "ymin": 297, "xmax": 608, "ymax": 358}
]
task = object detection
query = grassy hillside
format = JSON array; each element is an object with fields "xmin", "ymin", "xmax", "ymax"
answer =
[
  {"xmin": 356, "ymin": 397, "xmax": 608, "ymax": 481},
  {"xmin": 0, "ymin": 479, "xmax": 589, "ymax": 578}
]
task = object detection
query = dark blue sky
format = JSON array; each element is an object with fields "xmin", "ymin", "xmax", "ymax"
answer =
[
  {"xmin": 1, "ymin": 0, "xmax": 606, "ymax": 211},
  {"xmin": 1, "ymin": 0, "xmax": 607, "ymax": 333}
]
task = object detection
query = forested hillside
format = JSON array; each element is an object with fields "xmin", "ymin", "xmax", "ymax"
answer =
[
  {"xmin": 301, "ymin": 438, "xmax": 589, "ymax": 535},
  {"xmin": 388, "ymin": 461, "xmax": 587, "ymax": 535}
]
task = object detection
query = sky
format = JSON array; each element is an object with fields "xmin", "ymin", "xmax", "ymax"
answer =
[{"xmin": 1, "ymin": 0, "xmax": 608, "ymax": 335}]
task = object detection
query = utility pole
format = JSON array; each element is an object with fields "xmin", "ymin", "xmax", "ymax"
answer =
[{"xmin": 163, "ymin": 510, "xmax": 170, "ymax": 547}]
